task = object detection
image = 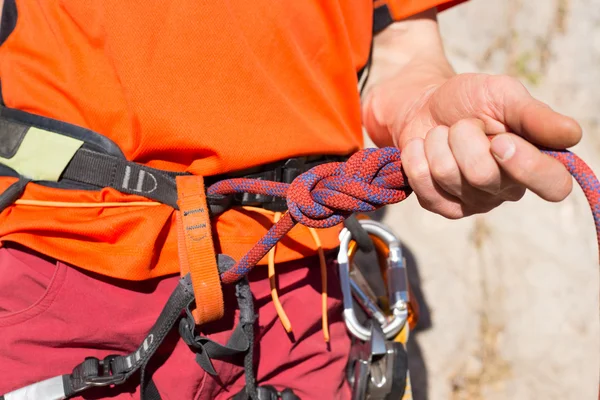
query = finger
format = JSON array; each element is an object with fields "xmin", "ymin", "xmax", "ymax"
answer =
[
  {"xmin": 402, "ymin": 138, "xmax": 466, "ymax": 219},
  {"xmin": 486, "ymin": 75, "xmax": 582, "ymax": 148},
  {"xmin": 448, "ymin": 119, "xmax": 506, "ymax": 195},
  {"xmin": 490, "ymin": 133, "xmax": 573, "ymax": 202},
  {"xmin": 424, "ymin": 126, "xmax": 463, "ymax": 196},
  {"xmin": 424, "ymin": 124, "xmax": 521, "ymax": 208}
]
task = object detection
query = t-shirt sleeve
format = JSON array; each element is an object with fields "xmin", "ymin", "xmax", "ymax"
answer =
[{"xmin": 374, "ymin": 0, "xmax": 468, "ymax": 26}]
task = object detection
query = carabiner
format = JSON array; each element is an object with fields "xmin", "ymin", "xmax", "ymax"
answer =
[{"xmin": 338, "ymin": 219, "xmax": 409, "ymax": 341}]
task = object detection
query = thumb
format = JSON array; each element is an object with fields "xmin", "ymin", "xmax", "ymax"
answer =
[
  {"xmin": 486, "ymin": 75, "xmax": 582, "ymax": 149},
  {"xmin": 490, "ymin": 133, "xmax": 573, "ymax": 202},
  {"xmin": 429, "ymin": 74, "xmax": 582, "ymax": 149}
]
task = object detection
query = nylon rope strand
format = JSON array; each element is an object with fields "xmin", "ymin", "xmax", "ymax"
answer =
[
  {"xmin": 207, "ymin": 147, "xmax": 412, "ymax": 283},
  {"xmin": 208, "ymin": 145, "xmax": 600, "ymax": 397},
  {"xmin": 207, "ymin": 147, "xmax": 600, "ymax": 283}
]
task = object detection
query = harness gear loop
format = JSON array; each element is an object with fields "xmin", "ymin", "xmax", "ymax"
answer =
[
  {"xmin": 176, "ymin": 175, "xmax": 224, "ymax": 325},
  {"xmin": 338, "ymin": 219, "xmax": 410, "ymax": 341}
]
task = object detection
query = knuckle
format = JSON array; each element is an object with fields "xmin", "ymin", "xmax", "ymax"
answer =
[
  {"xmin": 407, "ymin": 160, "xmax": 430, "ymax": 183},
  {"xmin": 430, "ymin": 159, "xmax": 457, "ymax": 182}
]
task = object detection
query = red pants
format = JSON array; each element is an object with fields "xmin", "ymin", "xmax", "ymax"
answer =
[{"xmin": 0, "ymin": 244, "xmax": 351, "ymax": 399}]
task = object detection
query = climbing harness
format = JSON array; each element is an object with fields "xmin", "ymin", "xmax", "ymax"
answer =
[{"xmin": 0, "ymin": 104, "xmax": 599, "ymax": 398}]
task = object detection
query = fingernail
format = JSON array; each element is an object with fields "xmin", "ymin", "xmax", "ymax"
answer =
[{"xmin": 491, "ymin": 135, "xmax": 516, "ymax": 161}]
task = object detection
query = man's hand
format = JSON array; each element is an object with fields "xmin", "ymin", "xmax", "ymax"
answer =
[{"xmin": 362, "ymin": 10, "xmax": 582, "ymax": 219}]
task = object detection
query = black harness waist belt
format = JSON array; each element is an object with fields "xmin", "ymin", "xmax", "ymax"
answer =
[{"xmin": 0, "ymin": 106, "xmax": 348, "ymax": 214}]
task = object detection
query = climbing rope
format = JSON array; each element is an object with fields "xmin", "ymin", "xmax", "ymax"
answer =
[
  {"xmin": 208, "ymin": 147, "xmax": 412, "ymax": 283},
  {"xmin": 208, "ymin": 145, "xmax": 600, "ymax": 397},
  {"xmin": 208, "ymin": 146, "xmax": 600, "ymax": 283}
]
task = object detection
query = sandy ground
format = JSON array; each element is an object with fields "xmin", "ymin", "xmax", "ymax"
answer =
[{"xmin": 377, "ymin": 1, "xmax": 600, "ymax": 398}]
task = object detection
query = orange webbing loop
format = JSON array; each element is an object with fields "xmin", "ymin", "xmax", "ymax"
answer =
[
  {"xmin": 243, "ymin": 206, "xmax": 330, "ymax": 342},
  {"xmin": 176, "ymin": 175, "xmax": 224, "ymax": 324},
  {"xmin": 267, "ymin": 211, "xmax": 294, "ymax": 333}
]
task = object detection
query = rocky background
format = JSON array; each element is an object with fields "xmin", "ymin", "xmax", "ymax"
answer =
[{"xmin": 376, "ymin": 0, "xmax": 600, "ymax": 398}]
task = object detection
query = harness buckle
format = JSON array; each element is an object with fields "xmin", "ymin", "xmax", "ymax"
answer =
[
  {"xmin": 338, "ymin": 219, "xmax": 410, "ymax": 341},
  {"xmin": 82, "ymin": 355, "xmax": 127, "ymax": 387}
]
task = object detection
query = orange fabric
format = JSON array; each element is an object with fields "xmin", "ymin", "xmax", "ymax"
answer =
[
  {"xmin": 176, "ymin": 176, "xmax": 223, "ymax": 324},
  {"xmin": 376, "ymin": 0, "xmax": 468, "ymax": 20},
  {"xmin": 0, "ymin": 178, "xmax": 343, "ymax": 280},
  {"xmin": 0, "ymin": 0, "xmax": 466, "ymax": 282}
]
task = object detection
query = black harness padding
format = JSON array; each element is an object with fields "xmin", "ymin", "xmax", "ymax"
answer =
[
  {"xmin": 0, "ymin": 106, "xmax": 124, "ymax": 157},
  {"xmin": 0, "ymin": 117, "xmax": 28, "ymax": 159},
  {"xmin": 0, "ymin": 107, "xmax": 347, "ymax": 216}
]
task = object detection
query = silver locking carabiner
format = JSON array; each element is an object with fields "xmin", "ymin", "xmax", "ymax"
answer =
[{"xmin": 338, "ymin": 219, "xmax": 409, "ymax": 341}]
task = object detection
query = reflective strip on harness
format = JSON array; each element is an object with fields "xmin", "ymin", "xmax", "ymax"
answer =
[
  {"xmin": 176, "ymin": 175, "xmax": 224, "ymax": 324},
  {"xmin": 0, "ymin": 127, "xmax": 82, "ymax": 181},
  {"xmin": 2, "ymin": 376, "xmax": 66, "ymax": 400}
]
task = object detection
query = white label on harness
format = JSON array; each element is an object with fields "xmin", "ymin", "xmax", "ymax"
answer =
[
  {"xmin": 125, "ymin": 333, "xmax": 155, "ymax": 369},
  {"xmin": 122, "ymin": 166, "xmax": 157, "ymax": 194}
]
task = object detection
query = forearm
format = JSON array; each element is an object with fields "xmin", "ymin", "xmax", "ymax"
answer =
[{"xmin": 362, "ymin": 8, "xmax": 455, "ymax": 147}]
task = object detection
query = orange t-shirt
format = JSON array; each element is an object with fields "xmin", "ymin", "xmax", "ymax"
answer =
[{"xmin": 0, "ymin": 0, "xmax": 465, "ymax": 280}]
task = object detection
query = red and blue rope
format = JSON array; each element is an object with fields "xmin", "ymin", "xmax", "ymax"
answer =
[{"xmin": 207, "ymin": 146, "xmax": 600, "ymax": 284}]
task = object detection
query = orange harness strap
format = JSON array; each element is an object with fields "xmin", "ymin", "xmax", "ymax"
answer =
[{"xmin": 176, "ymin": 175, "xmax": 224, "ymax": 324}]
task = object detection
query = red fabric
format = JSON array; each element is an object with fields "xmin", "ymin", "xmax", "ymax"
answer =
[{"xmin": 0, "ymin": 245, "xmax": 351, "ymax": 399}]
